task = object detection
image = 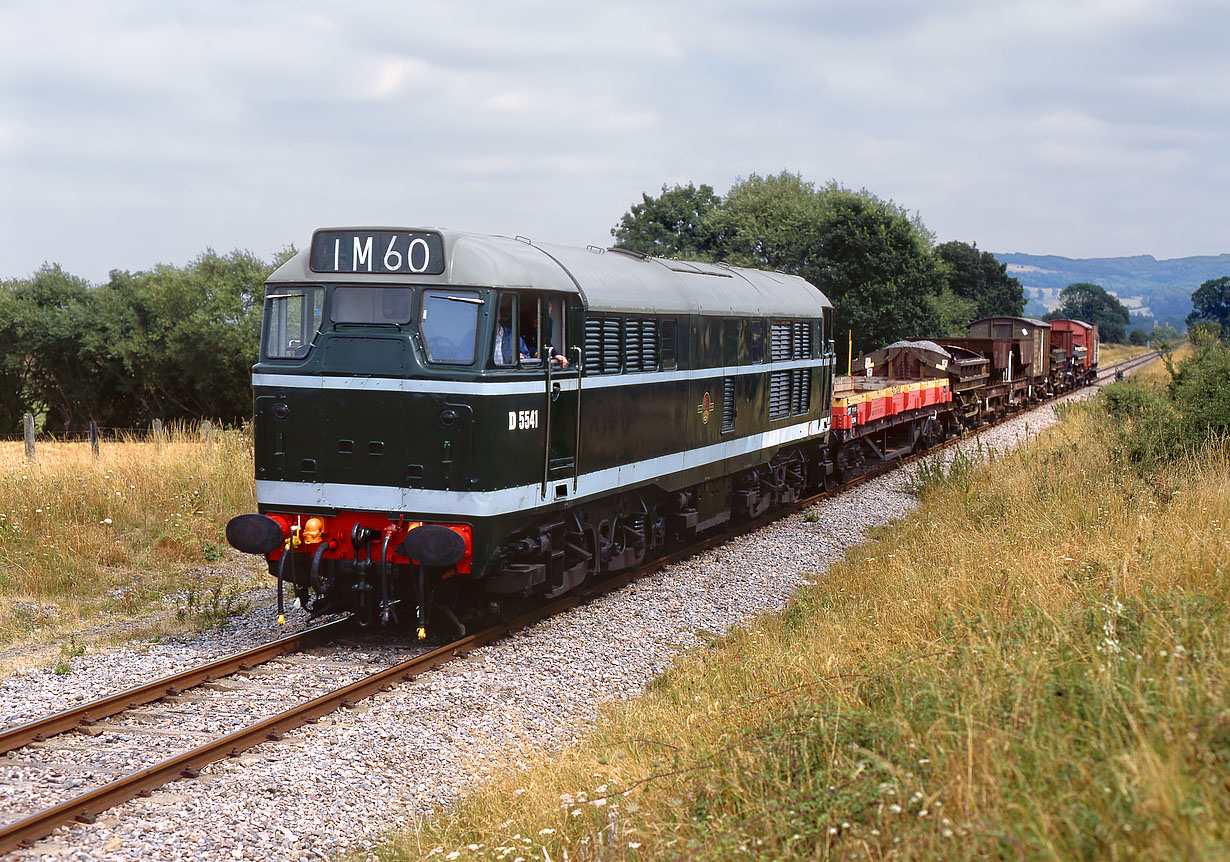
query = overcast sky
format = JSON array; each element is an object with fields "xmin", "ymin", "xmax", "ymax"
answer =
[{"xmin": 1, "ymin": 0, "xmax": 1227, "ymax": 283}]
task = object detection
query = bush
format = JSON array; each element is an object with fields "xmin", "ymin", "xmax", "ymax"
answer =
[
  {"xmin": 1169, "ymin": 340, "xmax": 1230, "ymax": 441},
  {"xmin": 1188, "ymin": 320, "xmax": 1222, "ymax": 346},
  {"xmin": 1100, "ymin": 341, "xmax": 1230, "ymax": 467}
]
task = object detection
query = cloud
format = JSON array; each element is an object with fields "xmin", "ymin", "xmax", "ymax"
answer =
[{"xmin": 1, "ymin": 0, "xmax": 1228, "ymax": 282}]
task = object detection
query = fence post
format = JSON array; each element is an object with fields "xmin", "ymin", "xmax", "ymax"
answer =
[
  {"xmin": 152, "ymin": 418, "xmax": 164, "ymax": 452},
  {"xmin": 201, "ymin": 420, "xmax": 212, "ymax": 446},
  {"xmin": 90, "ymin": 420, "xmax": 100, "ymax": 459},
  {"xmin": 23, "ymin": 413, "xmax": 35, "ymax": 462}
]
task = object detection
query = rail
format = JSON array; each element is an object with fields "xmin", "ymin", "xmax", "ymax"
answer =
[
  {"xmin": 0, "ymin": 600, "xmax": 579, "ymax": 852},
  {"xmin": 0, "ymin": 618, "xmax": 351, "ymax": 757}
]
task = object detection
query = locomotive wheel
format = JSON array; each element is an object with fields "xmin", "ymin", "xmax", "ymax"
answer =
[
  {"xmin": 821, "ymin": 467, "xmax": 838, "ymax": 493},
  {"xmin": 619, "ymin": 494, "xmax": 650, "ymax": 567},
  {"xmin": 774, "ymin": 449, "xmax": 808, "ymax": 499},
  {"xmin": 595, "ymin": 519, "xmax": 614, "ymax": 568},
  {"xmin": 563, "ymin": 512, "xmax": 598, "ymax": 578},
  {"xmin": 492, "ymin": 596, "xmax": 530, "ymax": 624}
]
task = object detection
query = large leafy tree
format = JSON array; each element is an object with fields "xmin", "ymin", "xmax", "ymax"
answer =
[
  {"xmin": 706, "ymin": 172, "xmax": 832, "ymax": 287},
  {"xmin": 1045, "ymin": 282, "xmax": 1131, "ymax": 343},
  {"xmin": 1186, "ymin": 275, "xmax": 1230, "ymax": 337},
  {"xmin": 0, "ymin": 281, "xmax": 33, "ymax": 433},
  {"xmin": 799, "ymin": 184, "xmax": 943, "ymax": 360},
  {"xmin": 613, "ymin": 172, "xmax": 946, "ymax": 364},
  {"xmin": 2, "ymin": 248, "xmax": 287, "ymax": 431},
  {"xmin": 924, "ymin": 286, "xmax": 979, "ymax": 338},
  {"xmin": 610, "ymin": 182, "xmax": 721, "ymax": 258},
  {"xmin": 7, "ymin": 265, "xmax": 102, "ymax": 432},
  {"xmin": 935, "ymin": 240, "xmax": 1025, "ymax": 321},
  {"xmin": 107, "ymin": 250, "xmax": 268, "ymax": 420}
]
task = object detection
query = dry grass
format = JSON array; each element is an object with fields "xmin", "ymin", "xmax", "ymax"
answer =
[
  {"xmin": 0, "ymin": 424, "xmax": 263, "ymax": 654},
  {"xmin": 1133, "ymin": 342, "xmax": 1191, "ymax": 388},
  {"xmin": 1099, "ymin": 342, "xmax": 1155, "ymax": 365},
  {"xmin": 382, "ymin": 393, "xmax": 1230, "ymax": 860}
]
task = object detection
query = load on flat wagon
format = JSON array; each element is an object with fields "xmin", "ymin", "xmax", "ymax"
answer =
[
  {"xmin": 856, "ymin": 339, "xmax": 989, "ymax": 428},
  {"xmin": 226, "ymin": 227, "xmax": 837, "ymax": 635}
]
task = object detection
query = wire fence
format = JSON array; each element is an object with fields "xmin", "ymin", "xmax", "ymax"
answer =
[
  {"xmin": 0, "ymin": 427, "xmax": 151, "ymax": 443},
  {"xmin": 3, "ymin": 415, "xmax": 219, "ymax": 460}
]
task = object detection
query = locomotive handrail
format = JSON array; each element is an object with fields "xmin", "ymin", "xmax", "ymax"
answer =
[
  {"xmin": 542, "ymin": 350, "xmax": 553, "ymax": 499},
  {"xmin": 572, "ymin": 345, "xmax": 583, "ymax": 494}
]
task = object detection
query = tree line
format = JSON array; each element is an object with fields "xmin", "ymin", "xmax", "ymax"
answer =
[
  {"xmin": 1039, "ymin": 278, "xmax": 1230, "ymax": 346},
  {"xmin": 612, "ymin": 172, "xmax": 1229, "ymax": 355},
  {"xmin": 0, "ymin": 249, "xmax": 291, "ymax": 434},
  {"xmin": 1186, "ymin": 276, "xmax": 1230, "ymax": 342},
  {"xmin": 611, "ymin": 173, "xmax": 1026, "ymax": 363},
  {"xmin": 5, "ymin": 172, "xmax": 1224, "ymax": 433}
]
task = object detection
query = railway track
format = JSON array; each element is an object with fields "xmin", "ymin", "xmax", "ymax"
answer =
[
  {"xmin": 0, "ymin": 352, "xmax": 1155, "ymax": 854},
  {"xmin": 0, "ymin": 618, "xmax": 352, "ymax": 757},
  {"xmin": 0, "ymin": 591, "xmax": 620, "ymax": 852},
  {"xmin": 1096, "ymin": 350, "xmax": 1158, "ymax": 381}
]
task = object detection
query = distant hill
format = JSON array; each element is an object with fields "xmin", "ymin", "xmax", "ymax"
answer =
[{"xmin": 992, "ymin": 252, "xmax": 1230, "ymax": 330}]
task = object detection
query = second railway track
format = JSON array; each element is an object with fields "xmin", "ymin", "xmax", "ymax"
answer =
[
  {"xmin": 0, "ymin": 353, "xmax": 1157, "ymax": 856},
  {"xmin": 0, "ymin": 626, "xmax": 411, "ymax": 852}
]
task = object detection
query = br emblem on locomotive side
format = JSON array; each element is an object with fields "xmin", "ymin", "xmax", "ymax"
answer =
[{"xmin": 697, "ymin": 392, "xmax": 712, "ymax": 424}]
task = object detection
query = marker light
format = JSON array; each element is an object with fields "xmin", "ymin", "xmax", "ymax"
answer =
[{"xmin": 302, "ymin": 517, "xmax": 325, "ymax": 545}]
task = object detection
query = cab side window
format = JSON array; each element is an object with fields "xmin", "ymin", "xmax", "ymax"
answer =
[
  {"xmin": 748, "ymin": 319, "xmax": 765, "ymax": 363},
  {"xmin": 494, "ymin": 294, "xmax": 527, "ymax": 366},
  {"xmin": 543, "ymin": 297, "xmax": 568, "ymax": 365},
  {"xmin": 264, "ymin": 286, "xmax": 322, "ymax": 359},
  {"xmin": 493, "ymin": 293, "xmax": 571, "ymax": 368}
]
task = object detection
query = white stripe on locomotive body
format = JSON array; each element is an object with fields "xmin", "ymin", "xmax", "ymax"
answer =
[
  {"xmin": 251, "ymin": 356, "xmax": 833, "ymax": 396},
  {"xmin": 256, "ymin": 416, "xmax": 831, "ymax": 518}
]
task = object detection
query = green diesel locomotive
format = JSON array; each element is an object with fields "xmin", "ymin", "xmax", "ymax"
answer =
[{"xmin": 226, "ymin": 227, "xmax": 837, "ymax": 636}]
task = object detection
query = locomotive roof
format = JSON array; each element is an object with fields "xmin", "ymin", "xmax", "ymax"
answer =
[{"xmin": 268, "ymin": 228, "xmax": 831, "ymax": 317}]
